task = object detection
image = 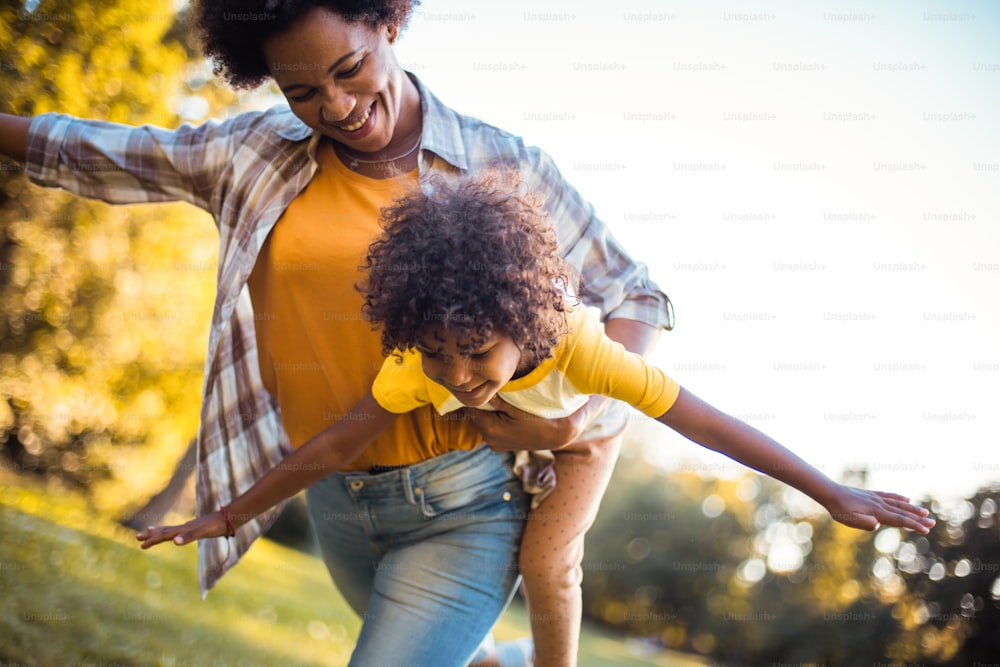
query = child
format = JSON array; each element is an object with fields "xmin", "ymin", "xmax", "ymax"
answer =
[{"xmin": 138, "ymin": 175, "xmax": 935, "ymax": 667}]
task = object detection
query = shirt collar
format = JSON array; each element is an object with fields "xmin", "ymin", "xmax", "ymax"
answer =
[
  {"xmin": 412, "ymin": 74, "xmax": 469, "ymax": 171},
  {"xmin": 269, "ymin": 73, "xmax": 469, "ymax": 171}
]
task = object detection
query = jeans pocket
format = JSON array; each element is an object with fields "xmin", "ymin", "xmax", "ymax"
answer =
[{"xmin": 420, "ymin": 472, "xmax": 524, "ymax": 522}]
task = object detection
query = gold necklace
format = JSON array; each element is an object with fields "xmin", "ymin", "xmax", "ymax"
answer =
[{"xmin": 337, "ymin": 136, "xmax": 422, "ymax": 171}]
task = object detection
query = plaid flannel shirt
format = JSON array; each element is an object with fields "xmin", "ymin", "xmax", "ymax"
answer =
[{"xmin": 25, "ymin": 76, "xmax": 673, "ymax": 595}]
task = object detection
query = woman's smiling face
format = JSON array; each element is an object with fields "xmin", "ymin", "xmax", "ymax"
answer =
[{"xmin": 263, "ymin": 7, "xmax": 418, "ymax": 154}]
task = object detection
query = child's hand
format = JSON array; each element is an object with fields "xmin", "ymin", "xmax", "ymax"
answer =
[
  {"xmin": 824, "ymin": 485, "xmax": 935, "ymax": 534},
  {"xmin": 135, "ymin": 512, "xmax": 228, "ymax": 549}
]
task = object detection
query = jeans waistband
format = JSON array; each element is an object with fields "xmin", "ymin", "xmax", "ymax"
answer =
[
  {"xmin": 368, "ymin": 464, "xmax": 409, "ymax": 475},
  {"xmin": 340, "ymin": 444, "xmax": 512, "ymax": 492}
]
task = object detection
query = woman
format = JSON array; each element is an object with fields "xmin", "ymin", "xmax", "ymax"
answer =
[{"xmin": 0, "ymin": 1, "xmax": 673, "ymax": 665}]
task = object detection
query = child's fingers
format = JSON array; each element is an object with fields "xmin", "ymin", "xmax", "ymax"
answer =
[
  {"xmin": 872, "ymin": 498, "xmax": 936, "ymax": 534},
  {"xmin": 832, "ymin": 509, "xmax": 880, "ymax": 531},
  {"xmin": 137, "ymin": 524, "xmax": 187, "ymax": 549},
  {"xmin": 874, "ymin": 491, "xmax": 912, "ymax": 503},
  {"xmin": 831, "ymin": 488, "xmax": 936, "ymax": 534},
  {"xmin": 138, "ymin": 513, "xmax": 227, "ymax": 549},
  {"xmin": 174, "ymin": 531, "xmax": 197, "ymax": 545},
  {"xmin": 878, "ymin": 512, "xmax": 932, "ymax": 533},
  {"xmin": 139, "ymin": 529, "xmax": 168, "ymax": 549}
]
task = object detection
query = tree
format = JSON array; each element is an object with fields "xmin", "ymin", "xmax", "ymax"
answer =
[
  {"xmin": 882, "ymin": 486, "xmax": 1000, "ymax": 665},
  {"xmin": 583, "ymin": 448, "xmax": 995, "ymax": 664},
  {"xmin": 0, "ymin": 1, "xmax": 217, "ymax": 517}
]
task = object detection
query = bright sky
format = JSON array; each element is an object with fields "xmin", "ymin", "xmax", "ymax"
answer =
[{"xmin": 385, "ymin": 0, "xmax": 1000, "ymax": 504}]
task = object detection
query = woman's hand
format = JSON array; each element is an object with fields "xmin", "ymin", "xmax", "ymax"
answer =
[
  {"xmin": 135, "ymin": 512, "xmax": 228, "ymax": 549},
  {"xmin": 823, "ymin": 485, "xmax": 935, "ymax": 533},
  {"xmin": 0, "ymin": 113, "xmax": 31, "ymax": 161},
  {"xmin": 465, "ymin": 394, "xmax": 609, "ymax": 452}
]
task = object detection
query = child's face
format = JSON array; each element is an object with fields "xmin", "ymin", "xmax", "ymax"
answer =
[{"xmin": 416, "ymin": 327, "xmax": 527, "ymax": 408}]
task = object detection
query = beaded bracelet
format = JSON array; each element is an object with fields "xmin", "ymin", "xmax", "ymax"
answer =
[
  {"xmin": 219, "ymin": 505, "xmax": 237, "ymax": 538},
  {"xmin": 214, "ymin": 505, "xmax": 237, "ymax": 577}
]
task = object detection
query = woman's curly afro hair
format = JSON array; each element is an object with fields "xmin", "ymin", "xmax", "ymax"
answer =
[
  {"xmin": 361, "ymin": 173, "xmax": 577, "ymax": 366},
  {"xmin": 191, "ymin": 0, "xmax": 419, "ymax": 90}
]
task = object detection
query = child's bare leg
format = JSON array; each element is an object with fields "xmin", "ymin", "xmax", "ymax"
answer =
[{"xmin": 518, "ymin": 432, "xmax": 623, "ymax": 667}]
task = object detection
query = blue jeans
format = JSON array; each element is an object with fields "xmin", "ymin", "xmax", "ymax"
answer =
[{"xmin": 306, "ymin": 444, "xmax": 528, "ymax": 667}]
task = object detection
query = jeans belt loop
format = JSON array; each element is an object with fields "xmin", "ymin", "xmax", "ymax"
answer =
[{"xmin": 402, "ymin": 468, "xmax": 418, "ymax": 506}]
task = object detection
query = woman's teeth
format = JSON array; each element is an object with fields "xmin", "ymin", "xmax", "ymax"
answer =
[{"xmin": 340, "ymin": 105, "xmax": 371, "ymax": 132}]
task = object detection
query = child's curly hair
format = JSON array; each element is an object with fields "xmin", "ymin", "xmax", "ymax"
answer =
[
  {"xmin": 191, "ymin": 0, "xmax": 420, "ymax": 90},
  {"xmin": 361, "ymin": 173, "xmax": 577, "ymax": 366}
]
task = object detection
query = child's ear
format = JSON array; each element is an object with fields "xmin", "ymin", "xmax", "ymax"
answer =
[
  {"xmin": 516, "ymin": 345, "xmax": 533, "ymax": 371},
  {"xmin": 386, "ymin": 24, "xmax": 400, "ymax": 44}
]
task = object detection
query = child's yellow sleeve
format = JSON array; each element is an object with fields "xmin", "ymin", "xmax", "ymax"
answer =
[
  {"xmin": 371, "ymin": 351, "xmax": 434, "ymax": 414},
  {"xmin": 564, "ymin": 311, "xmax": 681, "ymax": 418}
]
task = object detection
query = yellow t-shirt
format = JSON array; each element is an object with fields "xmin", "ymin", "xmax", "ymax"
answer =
[
  {"xmin": 247, "ymin": 141, "xmax": 483, "ymax": 470},
  {"xmin": 373, "ymin": 307, "xmax": 680, "ymax": 420}
]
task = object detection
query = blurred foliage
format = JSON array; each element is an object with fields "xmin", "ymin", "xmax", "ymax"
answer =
[
  {"xmin": 0, "ymin": 1, "xmax": 239, "ymax": 516},
  {"xmin": 584, "ymin": 451, "xmax": 1000, "ymax": 665},
  {"xmin": 883, "ymin": 488, "xmax": 1000, "ymax": 664}
]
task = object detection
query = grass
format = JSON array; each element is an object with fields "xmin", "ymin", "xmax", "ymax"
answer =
[{"xmin": 0, "ymin": 478, "xmax": 708, "ymax": 667}]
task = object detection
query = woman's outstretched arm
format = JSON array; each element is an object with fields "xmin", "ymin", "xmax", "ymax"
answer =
[{"xmin": 0, "ymin": 113, "xmax": 31, "ymax": 161}]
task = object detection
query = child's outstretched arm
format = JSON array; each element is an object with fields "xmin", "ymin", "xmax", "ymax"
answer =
[
  {"xmin": 136, "ymin": 392, "xmax": 396, "ymax": 548},
  {"xmin": 657, "ymin": 387, "xmax": 935, "ymax": 533}
]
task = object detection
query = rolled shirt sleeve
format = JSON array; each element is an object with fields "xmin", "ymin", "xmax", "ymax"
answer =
[
  {"xmin": 521, "ymin": 145, "xmax": 674, "ymax": 331},
  {"xmin": 25, "ymin": 112, "xmax": 250, "ymax": 212}
]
